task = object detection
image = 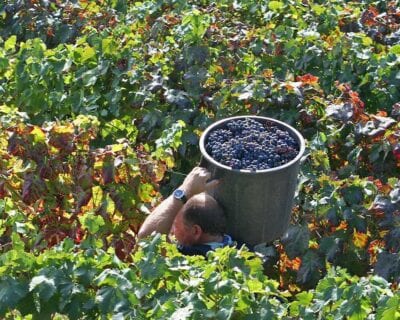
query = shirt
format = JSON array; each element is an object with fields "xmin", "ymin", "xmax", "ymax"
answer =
[{"xmin": 177, "ymin": 234, "xmax": 235, "ymax": 257}]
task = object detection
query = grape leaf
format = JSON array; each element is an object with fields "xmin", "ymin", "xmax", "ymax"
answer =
[
  {"xmin": 342, "ymin": 185, "xmax": 364, "ymax": 205},
  {"xmin": 281, "ymin": 225, "xmax": 310, "ymax": 259},
  {"xmin": 355, "ymin": 116, "xmax": 396, "ymax": 137},
  {"xmin": 377, "ymin": 295, "xmax": 400, "ymax": 320},
  {"xmin": 29, "ymin": 275, "xmax": 56, "ymax": 302},
  {"xmin": 95, "ymin": 286, "xmax": 121, "ymax": 314},
  {"xmin": 4, "ymin": 35, "xmax": 17, "ymax": 52},
  {"xmin": 319, "ymin": 237, "xmax": 342, "ymax": 262},
  {"xmin": 0, "ymin": 276, "xmax": 28, "ymax": 314},
  {"xmin": 297, "ymin": 251, "xmax": 323, "ymax": 285},
  {"xmin": 269, "ymin": 1, "xmax": 284, "ymax": 11},
  {"xmin": 79, "ymin": 212, "xmax": 105, "ymax": 234},
  {"xmin": 326, "ymin": 103, "xmax": 353, "ymax": 121},
  {"xmin": 374, "ymin": 252, "xmax": 400, "ymax": 282},
  {"xmin": 164, "ymin": 89, "xmax": 192, "ymax": 108},
  {"xmin": 385, "ymin": 225, "xmax": 400, "ymax": 252}
]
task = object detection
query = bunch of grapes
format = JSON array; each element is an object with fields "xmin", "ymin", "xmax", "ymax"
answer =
[{"xmin": 205, "ymin": 118, "xmax": 299, "ymax": 171}]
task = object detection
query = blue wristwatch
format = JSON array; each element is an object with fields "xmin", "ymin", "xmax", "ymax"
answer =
[{"xmin": 173, "ymin": 189, "xmax": 187, "ymax": 203}]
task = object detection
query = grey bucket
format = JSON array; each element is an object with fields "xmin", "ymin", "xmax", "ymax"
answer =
[{"xmin": 199, "ymin": 115, "xmax": 305, "ymax": 246}]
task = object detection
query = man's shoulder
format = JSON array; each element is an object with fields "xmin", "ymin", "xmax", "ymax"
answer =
[
  {"xmin": 177, "ymin": 234, "xmax": 246, "ymax": 257},
  {"xmin": 177, "ymin": 243, "xmax": 213, "ymax": 256}
]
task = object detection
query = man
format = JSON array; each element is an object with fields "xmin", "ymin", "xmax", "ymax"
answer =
[{"xmin": 138, "ymin": 167, "xmax": 235, "ymax": 256}]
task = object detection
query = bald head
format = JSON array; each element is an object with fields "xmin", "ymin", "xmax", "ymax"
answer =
[{"xmin": 181, "ymin": 193, "xmax": 227, "ymax": 236}]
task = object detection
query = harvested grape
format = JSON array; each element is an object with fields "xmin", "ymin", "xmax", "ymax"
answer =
[{"xmin": 205, "ymin": 118, "xmax": 299, "ymax": 170}]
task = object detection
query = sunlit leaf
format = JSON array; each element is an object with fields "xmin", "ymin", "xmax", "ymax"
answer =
[
  {"xmin": 377, "ymin": 295, "xmax": 400, "ymax": 320},
  {"xmin": 352, "ymin": 230, "xmax": 368, "ymax": 248},
  {"xmin": 268, "ymin": 1, "xmax": 284, "ymax": 11},
  {"xmin": 138, "ymin": 183, "xmax": 154, "ymax": 202},
  {"xmin": 79, "ymin": 211, "xmax": 105, "ymax": 234},
  {"xmin": 4, "ymin": 35, "xmax": 17, "ymax": 52}
]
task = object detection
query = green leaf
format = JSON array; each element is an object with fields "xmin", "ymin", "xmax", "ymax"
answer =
[
  {"xmin": 268, "ymin": 1, "xmax": 284, "ymax": 11},
  {"xmin": 247, "ymin": 278, "xmax": 265, "ymax": 293},
  {"xmin": 11, "ymin": 232, "xmax": 25, "ymax": 251},
  {"xmin": 95, "ymin": 286, "xmax": 121, "ymax": 314},
  {"xmin": 79, "ymin": 212, "xmax": 105, "ymax": 234},
  {"xmin": 297, "ymin": 251, "xmax": 323, "ymax": 285},
  {"xmin": 290, "ymin": 291, "xmax": 314, "ymax": 317},
  {"xmin": 55, "ymin": 24, "xmax": 75, "ymax": 43},
  {"xmin": 138, "ymin": 183, "xmax": 154, "ymax": 202},
  {"xmin": 374, "ymin": 252, "xmax": 400, "ymax": 282},
  {"xmin": 390, "ymin": 45, "xmax": 400, "ymax": 55},
  {"xmin": 281, "ymin": 225, "xmax": 310, "ymax": 259},
  {"xmin": 164, "ymin": 89, "xmax": 192, "ymax": 108},
  {"xmin": 29, "ymin": 275, "xmax": 56, "ymax": 302},
  {"xmin": 82, "ymin": 69, "xmax": 99, "ymax": 87},
  {"xmin": 377, "ymin": 295, "xmax": 400, "ymax": 320},
  {"xmin": 81, "ymin": 46, "xmax": 96, "ymax": 62},
  {"xmin": 311, "ymin": 5, "xmax": 325, "ymax": 15},
  {"xmin": 171, "ymin": 305, "xmax": 194, "ymax": 319},
  {"xmin": 215, "ymin": 296, "xmax": 234, "ymax": 319},
  {"xmin": 319, "ymin": 236, "xmax": 341, "ymax": 262},
  {"xmin": 342, "ymin": 185, "xmax": 364, "ymax": 205},
  {"xmin": 0, "ymin": 277, "xmax": 29, "ymax": 314},
  {"xmin": 296, "ymin": 291, "xmax": 314, "ymax": 305},
  {"xmin": 4, "ymin": 35, "xmax": 17, "ymax": 52},
  {"xmin": 102, "ymin": 37, "xmax": 115, "ymax": 55},
  {"xmin": 185, "ymin": 45, "xmax": 209, "ymax": 64}
]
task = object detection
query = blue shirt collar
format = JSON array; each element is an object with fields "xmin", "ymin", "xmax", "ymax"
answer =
[{"xmin": 204, "ymin": 234, "xmax": 233, "ymax": 250}]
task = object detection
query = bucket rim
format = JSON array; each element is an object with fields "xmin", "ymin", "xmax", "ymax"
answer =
[{"xmin": 199, "ymin": 115, "xmax": 306, "ymax": 174}]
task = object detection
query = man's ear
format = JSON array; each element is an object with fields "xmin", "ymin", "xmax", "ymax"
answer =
[{"xmin": 192, "ymin": 224, "xmax": 203, "ymax": 240}]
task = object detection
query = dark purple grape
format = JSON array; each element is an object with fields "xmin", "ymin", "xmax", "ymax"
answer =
[{"xmin": 206, "ymin": 118, "xmax": 299, "ymax": 170}]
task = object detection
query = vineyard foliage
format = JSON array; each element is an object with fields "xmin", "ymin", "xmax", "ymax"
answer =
[{"xmin": 0, "ymin": 0, "xmax": 399, "ymax": 318}]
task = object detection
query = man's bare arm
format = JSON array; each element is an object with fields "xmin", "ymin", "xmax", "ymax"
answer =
[
  {"xmin": 137, "ymin": 194, "xmax": 184, "ymax": 239},
  {"xmin": 137, "ymin": 167, "xmax": 219, "ymax": 239}
]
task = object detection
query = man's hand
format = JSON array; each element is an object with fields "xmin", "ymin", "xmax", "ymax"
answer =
[
  {"xmin": 180, "ymin": 167, "xmax": 219, "ymax": 199},
  {"xmin": 137, "ymin": 166, "xmax": 219, "ymax": 240}
]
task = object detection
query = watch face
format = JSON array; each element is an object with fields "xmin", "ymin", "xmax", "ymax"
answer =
[{"xmin": 174, "ymin": 189, "xmax": 184, "ymax": 199}]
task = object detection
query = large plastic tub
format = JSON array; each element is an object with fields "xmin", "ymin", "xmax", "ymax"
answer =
[{"xmin": 199, "ymin": 115, "xmax": 305, "ymax": 246}]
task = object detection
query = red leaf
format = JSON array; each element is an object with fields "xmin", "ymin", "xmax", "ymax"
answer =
[
  {"xmin": 361, "ymin": 6, "xmax": 379, "ymax": 26},
  {"xmin": 296, "ymin": 73, "xmax": 319, "ymax": 85}
]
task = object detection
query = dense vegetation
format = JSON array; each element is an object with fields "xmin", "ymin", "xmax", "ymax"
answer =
[{"xmin": 0, "ymin": 0, "xmax": 399, "ymax": 318}]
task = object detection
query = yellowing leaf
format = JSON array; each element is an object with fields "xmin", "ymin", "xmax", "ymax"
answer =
[
  {"xmin": 92, "ymin": 186, "xmax": 103, "ymax": 207},
  {"xmin": 111, "ymin": 144, "xmax": 125, "ymax": 152},
  {"xmin": 153, "ymin": 163, "xmax": 167, "ymax": 182},
  {"xmin": 362, "ymin": 36, "xmax": 373, "ymax": 46},
  {"xmin": 353, "ymin": 229, "xmax": 368, "ymax": 248},
  {"xmin": 0, "ymin": 104, "xmax": 13, "ymax": 114},
  {"xmin": 164, "ymin": 155, "xmax": 175, "ymax": 168},
  {"xmin": 263, "ymin": 69, "xmax": 274, "ymax": 78},
  {"xmin": 53, "ymin": 124, "xmax": 74, "ymax": 134},
  {"xmin": 138, "ymin": 183, "xmax": 154, "ymax": 202},
  {"xmin": 30, "ymin": 126, "xmax": 46, "ymax": 143},
  {"xmin": 214, "ymin": 65, "xmax": 224, "ymax": 74}
]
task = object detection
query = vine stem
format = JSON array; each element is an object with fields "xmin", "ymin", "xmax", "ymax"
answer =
[{"xmin": 165, "ymin": 169, "xmax": 188, "ymax": 177}]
